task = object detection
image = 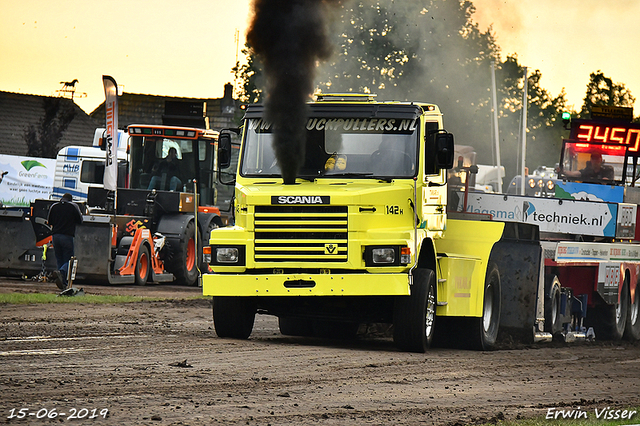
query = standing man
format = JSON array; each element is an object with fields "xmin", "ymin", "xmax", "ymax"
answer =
[{"xmin": 47, "ymin": 193, "xmax": 83, "ymax": 290}]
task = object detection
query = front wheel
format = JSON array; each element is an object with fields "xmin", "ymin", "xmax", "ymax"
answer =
[
  {"xmin": 212, "ymin": 297, "xmax": 256, "ymax": 339},
  {"xmin": 393, "ymin": 268, "xmax": 436, "ymax": 353},
  {"xmin": 470, "ymin": 262, "xmax": 501, "ymax": 350},
  {"xmin": 135, "ymin": 245, "xmax": 150, "ymax": 286}
]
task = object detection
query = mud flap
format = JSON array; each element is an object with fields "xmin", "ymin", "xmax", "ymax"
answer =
[{"xmin": 490, "ymin": 222, "xmax": 542, "ymax": 344}]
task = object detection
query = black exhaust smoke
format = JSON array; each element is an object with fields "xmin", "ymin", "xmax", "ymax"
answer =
[{"xmin": 247, "ymin": 0, "xmax": 339, "ymax": 184}]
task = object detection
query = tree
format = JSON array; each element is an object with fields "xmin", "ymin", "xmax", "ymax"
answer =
[
  {"xmin": 581, "ymin": 71, "xmax": 635, "ymax": 116},
  {"xmin": 494, "ymin": 55, "xmax": 568, "ymax": 180},
  {"xmin": 317, "ymin": 0, "xmax": 501, "ymax": 159},
  {"xmin": 233, "ymin": 45, "xmax": 265, "ymax": 104},
  {"xmin": 24, "ymin": 97, "xmax": 76, "ymax": 158}
]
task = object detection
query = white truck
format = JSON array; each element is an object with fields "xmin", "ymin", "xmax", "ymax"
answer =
[{"xmin": 52, "ymin": 129, "xmax": 128, "ymax": 201}]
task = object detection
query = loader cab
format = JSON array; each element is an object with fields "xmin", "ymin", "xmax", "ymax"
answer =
[{"xmin": 127, "ymin": 125, "xmax": 235, "ymax": 210}]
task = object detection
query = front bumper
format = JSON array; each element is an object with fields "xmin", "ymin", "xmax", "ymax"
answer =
[{"xmin": 202, "ymin": 273, "xmax": 411, "ymax": 297}]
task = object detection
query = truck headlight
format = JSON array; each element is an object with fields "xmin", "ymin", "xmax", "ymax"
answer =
[
  {"xmin": 372, "ymin": 248, "xmax": 395, "ymax": 264},
  {"xmin": 364, "ymin": 246, "xmax": 403, "ymax": 266},
  {"xmin": 216, "ymin": 247, "xmax": 239, "ymax": 263}
]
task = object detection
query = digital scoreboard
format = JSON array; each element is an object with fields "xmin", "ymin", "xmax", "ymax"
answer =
[{"xmin": 569, "ymin": 119, "xmax": 640, "ymax": 152}]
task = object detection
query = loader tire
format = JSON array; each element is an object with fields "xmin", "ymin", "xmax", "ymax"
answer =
[
  {"xmin": 469, "ymin": 262, "xmax": 501, "ymax": 351},
  {"xmin": 170, "ymin": 221, "xmax": 199, "ymax": 286},
  {"xmin": 393, "ymin": 268, "xmax": 436, "ymax": 353},
  {"xmin": 624, "ymin": 281, "xmax": 640, "ymax": 341},
  {"xmin": 212, "ymin": 297, "xmax": 256, "ymax": 339},
  {"xmin": 135, "ymin": 245, "xmax": 150, "ymax": 286},
  {"xmin": 590, "ymin": 276, "xmax": 629, "ymax": 341},
  {"xmin": 544, "ymin": 275, "xmax": 562, "ymax": 334}
]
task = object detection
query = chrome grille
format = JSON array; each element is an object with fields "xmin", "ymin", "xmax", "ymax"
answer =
[{"xmin": 254, "ymin": 205, "xmax": 348, "ymax": 262}]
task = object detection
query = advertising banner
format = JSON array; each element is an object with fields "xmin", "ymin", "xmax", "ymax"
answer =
[
  {"xmin": 463, "ymin": 192, "xmax": 617, "ymax": 237},
  {"xmin": 0, "ymin": 154, "xmax": 56, "ymax": 206},
  {"xmin": 102, "ymin": 75, "xmax": 118, "ymax": 191}
]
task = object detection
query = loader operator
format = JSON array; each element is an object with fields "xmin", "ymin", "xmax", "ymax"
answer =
[
  {"xmin": 47, "ymin": 193, "xmax": 83, "ymax": 290},
  {"xmin": 147, "ymin": 147, "xmax": 183, "ymax": 191}
]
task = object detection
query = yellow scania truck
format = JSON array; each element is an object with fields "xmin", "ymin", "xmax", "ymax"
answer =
[{"xmin": 202, "ymin": 94, "xmax": 545, "ymax": 352}]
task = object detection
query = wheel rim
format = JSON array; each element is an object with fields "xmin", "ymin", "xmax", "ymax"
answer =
[
  {"xmin": 425, "ymin": 286, "xmax": 435, "ymax": 337},
  {"xmin": 186, "ymin": 238, "xmax": 196, "ymax": 270},
  {"xmin": 483, "ymin": 282, "xmax": 494, "ymax": 332},
  {"xmin": 139, "ymin": 252, "xmax": 149, "ymax": 280}
]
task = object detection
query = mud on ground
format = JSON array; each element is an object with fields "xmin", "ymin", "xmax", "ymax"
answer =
[{"xmin": 1, "ymin": 278, "xmax": 639, "ymax": 425}]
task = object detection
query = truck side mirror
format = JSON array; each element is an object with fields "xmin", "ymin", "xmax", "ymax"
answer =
[
  {"xmin": 435, "ymin": 132, "xmax": 455, "ymax": 170},
  {"xmin": 218, "ymin": 133, "xmax": 232, "ymax": 169}
]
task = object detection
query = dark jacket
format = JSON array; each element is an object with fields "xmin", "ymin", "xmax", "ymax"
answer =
[{"xmin": 47, "ymin": 200, "xmax": 83, "ymax": 237}]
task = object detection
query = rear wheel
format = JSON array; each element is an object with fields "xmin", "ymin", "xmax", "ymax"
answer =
[
  {"xmin": 212, "ymin": 297, "xmax": 256, "ymax": 339},
  {"xmin": 624, "ymin": 282, "xmax": 640, "ymax": 341},
  {"xmin": 470, "ymin": 262, "xmax": 501, "ymax": 350},
  {"xmin": 170, "ymin": 221, "xmax": 199, "ymax": 286},
  {"xmin": 393, "ymin": 268, "xmax": 436, "ymax": 353},
  {"xmin": 135, "ymin": 245, "xmax": 150, "ymax": 286}
]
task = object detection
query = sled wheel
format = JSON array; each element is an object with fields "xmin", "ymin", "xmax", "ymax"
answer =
[
  {"xmin": 212, "ymin": 297, "xmax": 256, "ymax": 339},
  {"xmin": 470, "ymin": 262, "xmax": 501, "ymax": 350},
  {"xmin": 393, "ymin": 268, "xmax": 436, "ymax": 353},
  {"xmin": 278, "ymin": 317, "xmax": 314, "ymax": 337},
  {"xmin": 624, "ymin": 279, "xmax": 640, "ymax": 341},
  {"xmin": 135, "ymin": 245, "xmax": 150, "ymax": 286},
  {"xmin": 592, "ymin": 275, "xmax": 629, "ymax": 340},
  {"xmin": 545, "ymin": 275, "xmax": 562, "ymax": 334}
]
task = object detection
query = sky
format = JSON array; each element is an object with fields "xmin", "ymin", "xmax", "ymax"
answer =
[{"xmin": 1, "ymin": 0, "xmax": 638, "ymax": 115}]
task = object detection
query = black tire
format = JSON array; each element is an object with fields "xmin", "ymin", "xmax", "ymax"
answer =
[
  {"xmin": 590, "ymin": 276, "xmax": 629, "ymax": 341},
  {"xmin": 624, "ymin": 281, "xmax": 640, "ymax": 341},
  {"xmin": 470, "ymin": 262, "xmax": 501, "ymax": 350},
  {"xmin": 311, "ymin": 320, "xmax": 359, "ymax": 340},
  {"xmin": 544, "ymin": 275, "xmax": 563, "ymax": 334},
  {"xmin": 212, "ymin": 297, "xmax": 256, "ymax": 339},
  {"xmin": 170, "ymin": 221, "xmax": 199, "ymax": 286},
  {"xmin": 393, "ymin": 268, "xmax": 436, "ymax": 353},
  {"xmin": 278, "ymin": 317, "xmax": 314, "ymax": 337},
  {"xmin": 135, "ymin": 245, "xmax": 150, "ymax": 286}
]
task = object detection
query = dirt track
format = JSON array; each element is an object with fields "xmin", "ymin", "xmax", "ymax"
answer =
[{"xmin": 1, "ymin": 278, "xmax": 640, "ymax": 425}]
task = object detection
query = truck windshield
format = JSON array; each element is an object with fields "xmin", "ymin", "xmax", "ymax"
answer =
[{"xmin": 240, "ymin": 117, "xmax": 418, "ymax": 179}]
